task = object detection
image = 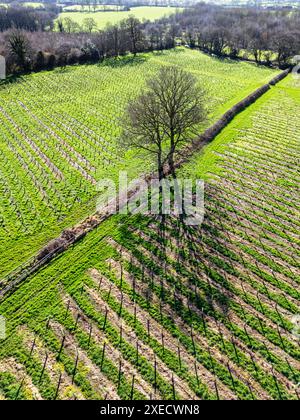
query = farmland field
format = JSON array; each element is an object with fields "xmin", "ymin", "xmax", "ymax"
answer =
[
  {"xmin": 212, "ymin": 0, "xmax": 300, "ymax": 6},
  {"xmin": 57, "ymin": 6, "xmax": 182, "ymax": 30},
  {"xmin": 22, "ymin": 2, "xmax": 45, "ymax": 8},
  {"xmin": 0, "ymin": 2, "xmax": 45, "ymax": 8},
  {"xmin": 0, "ymin": 48, "xmax": 279, "ymax": 278},
  {"xmin": 0, "ymin": 76, "xmax": 299, "ymax": 400},
  {"xmin": 62, "ymin": 4, "xmax": 135, "ymax": 12}
]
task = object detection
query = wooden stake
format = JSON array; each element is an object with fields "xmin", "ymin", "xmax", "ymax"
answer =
[
  {"xmin": 39, "ymin": 352, "xmax": 48, "ymax": 384},
  {"xmin": 54, "ymin": 372, "xmax": 62, "ymax": 400},
  {"xmin": 57, "ymin": 335, "xmax": 66, "ymax": 361},
  {"xmin": 100, "ymin": 342, "xmax": 106, "ymax": 371},
  {"xmin": 72, "ymin": 351, "xmax": 79, "ymax": 384}
]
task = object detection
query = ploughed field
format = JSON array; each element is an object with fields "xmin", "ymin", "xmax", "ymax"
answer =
[
  {"xmin": 0, "ymin": 48, "xmax": 279, "ymax": 277},
  {"xmin": 0, "ymin": 77, "xmax": 299, "ymax": 400}
]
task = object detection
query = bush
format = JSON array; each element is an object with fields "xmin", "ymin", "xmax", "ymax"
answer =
[{"xmin": 33, "ymin": 51, "xmax": 46, "ymax": 72}]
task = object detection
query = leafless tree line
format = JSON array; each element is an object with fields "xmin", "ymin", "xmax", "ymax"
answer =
[
  {"xmin": 166, "ymin": 3, "xmax": 300, "ymax": 67},
  {"xmin": 0, "ymin": 13, "xmax": 177, "ymax": 75},
  {"xmin": 0, "ymin": 5, "xmax": 60, "ymax": 32},
  {"xmin": 0, "ymin": 3, "xmax": 299, "ymax": 77}
]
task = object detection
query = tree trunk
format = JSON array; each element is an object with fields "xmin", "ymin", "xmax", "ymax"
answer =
[
  {"xmin": 157, "ymin": 151, "xmax": 163, "ymax": 217},
  {"xmin": 168, "ymin": 144, "xmax": 176, "ymax": 179}
]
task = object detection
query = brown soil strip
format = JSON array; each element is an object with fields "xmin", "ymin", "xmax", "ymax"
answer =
[
  {"xmin": 86, "ymin": 279, "xmax": 198, "ymax": 400},
  {"xmin": 1, "ymin": 71, "xmax": 289, "ymax": 294},
  {"xmin": 105, "ymin": 244, "xmax": 272, "ymax": 400},
  {"xmin": 0, "ymin": 356, "xmax": 42, "ymax": 400},
  {"xmin": 49, "ymin": 320, "xmax": 119, "ymax": 400},
  {"xmin": 89, "ymin": 267, "xmax": 237, "ymax": 400},
  {"xmin": 19, "ymin": 325, "xmax": 85, "ymax": 400},
  {"xmin": 60, "ymin": 293, "xmax": 156, "ymax": 400},
  {"xmin": 0, "ymin": 105, "xmax": 63, "ymax": 180},
  {"xmin": 108, "ymin": 238, "xmax": 297, "ymax": 398},
  {"xmin": 133, "ymin": 234, "xmax": 300, "ymax": 375},
  {"xmin": 147, "ymin": 221, "xmax": 300, "ymax": 317}
]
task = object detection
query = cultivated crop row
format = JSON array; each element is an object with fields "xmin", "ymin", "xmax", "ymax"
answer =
[
  {"xmin": 0, "ymin": 48, "xmax": 279, "ymax": 277},
  {"xmin": 0, "ymin": 58, "xmax": 293, "ymax": 400}
]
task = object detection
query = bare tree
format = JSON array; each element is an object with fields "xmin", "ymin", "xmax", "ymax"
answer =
[
  {"xmin": 6, "ymin": 30, "xmax": 31, "ymax": 72},
  {"xmin": 105, "ymin": 24, "xmax": 124, "ymax": 56},
  {"xmin": 122, "ymin": 16, "xmax": 143, "ymax": 56},
  {"xmin": 92, "ymin": 0, "xmax": 98, "ymax": 13},
  {"xmin": 123, "ymin": 91, "xmax": 164, "ymax": 181},
  {"xmin": 56, "ymin": 19, "xmax": 64, "ymax": 33},
  {"xmin": 122, "ymin": 66, "xmax": 207, "ymax": 181},
  {"xmin": 63, "ymin": 17, "xmax": 79, "ymax": 34},
  {"xmin": 85, "ymin": 0, "xmax": 92, "ymax": 13},
  {"xmin": 83, "ymin": 17, "xmax": 97, "ymax": 34}
]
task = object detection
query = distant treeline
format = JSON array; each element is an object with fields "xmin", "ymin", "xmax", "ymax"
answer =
[
  {"xmin": 0, "ymin": 5, "xmax": 60, "ymax": 31},
  {"xmin": 0, "ymin": 16, "xmax": 177, "ymax": 75},
  {"xmin": 0, "ymin": 3, "xmax": 299, "ymax": 77},
  {"xmin": 165, "ymin": 3, "xmax": 300, "ymax": 67}
]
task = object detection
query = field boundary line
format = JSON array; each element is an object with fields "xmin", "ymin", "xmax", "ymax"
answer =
[{"xmin": 0, "ymin": 69, "xmax": 290, "ymax": 300}]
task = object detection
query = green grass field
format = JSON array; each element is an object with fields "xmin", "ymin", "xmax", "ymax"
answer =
[
  {"xmin": 22, "ymin": 2, "xmax": 45, "ymax": 8},
  {"xmin": 0, "ymin": 76, "xmax": 299, "ymax": 400},
  {"xmin": 57, "ymin": 6, "xmax": 182, "ymax": 30},
  {"xmin": 0, "ymin": 48, "xmax": 280, "ymax": 278},
  {"xmin": 213, "ymin": 0, "xmax": 300, "ymax": 6},
  {"xmin": 62, "ymin": 4, "xmax": 126, "ymax": 12}
]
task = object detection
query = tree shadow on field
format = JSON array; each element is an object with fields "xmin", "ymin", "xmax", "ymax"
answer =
[
  {"xmin": 100, "ymin": 55, "xmax": 149, "ymax": 68},
  {"xmin": 199, "ymin": 49, "xmax": 266, "ymax": 68},
  {"xmin": 53, "ymin": 66, "xmax": 74, "ymax": 74},
  {"xmin": 208, "ymin": 54, "xmax": 241, "ymax": 66},
  {"xmin": 0, "ymin": 73, "xmax": 25, "ymax": 87},
  {"xmin": 151, "ymin": 48, "xmax": 185, "ymax": 57},
  {"xmin": 157, "ymin": 214, "xmax": 231, "ymax": 319},
  {"xmin": 117, "ymin": 201, "xmax": 233, "ymax": 335}
]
